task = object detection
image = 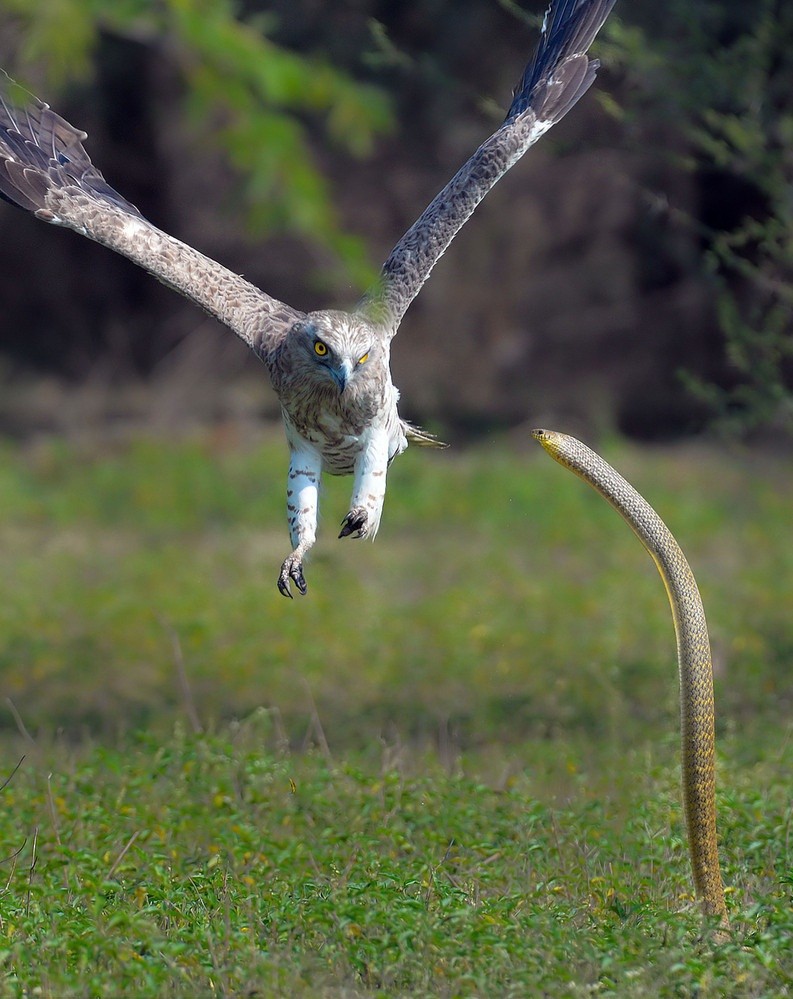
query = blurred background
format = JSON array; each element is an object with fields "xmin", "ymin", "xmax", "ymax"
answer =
[
  {"xmin": 0, "ymin": 10, "xmax": 791, "ymax": 988},
  {"xmin": 0, "ymin": 0, "xmax": 790, "ymax": 443},
  {"xmin": 0, "ymin": 0, "xmax": 790, "ymax": 748}
]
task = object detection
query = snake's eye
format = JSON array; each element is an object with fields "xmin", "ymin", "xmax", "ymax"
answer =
[
  {"xmin": 314, "ymin": 340, "xmax": 328, "ymax": 357},
  {"xmin": 358, "ymin": 352, "xmax": 369, "ymax": 366}
]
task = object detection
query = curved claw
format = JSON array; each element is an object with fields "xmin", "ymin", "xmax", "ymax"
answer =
[
  {"xmin": 339, "ymin": 507, "xmax": 369, "ymax": 540},
  {"xmin": 278, "ymin": 556, "xmax": 307, "ymax": 598}
]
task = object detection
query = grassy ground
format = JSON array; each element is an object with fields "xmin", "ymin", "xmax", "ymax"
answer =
[{"xmin": 0, "ymin": 426, "xmax": 790, "ymax": 996}]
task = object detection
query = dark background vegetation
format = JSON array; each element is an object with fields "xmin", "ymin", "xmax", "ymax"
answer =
[{"xmin": 0, "ymin": 0, "xmax": 790, "ymax": 442}]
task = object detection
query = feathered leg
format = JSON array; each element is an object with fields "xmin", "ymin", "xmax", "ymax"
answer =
[
  {"xmin": 339, "ymin": 428, "xmax": 390, "ymax": 541},
  {"xmin": 278, "ymin": 444, "xmax": 322, "ymax": 597}
]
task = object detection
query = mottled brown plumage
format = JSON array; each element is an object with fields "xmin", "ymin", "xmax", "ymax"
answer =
[{"xmin": 0, "ymin": 1, "xmax": 615, "ymax": 596}]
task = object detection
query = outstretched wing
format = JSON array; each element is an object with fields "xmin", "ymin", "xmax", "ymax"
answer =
[
  {"xmin": 358, "ymin": 0, "xmax": 616, "ymax": 332},
  {"xmin": 0, "ymin": 72, "xmax": 303, "ymax": 359}
]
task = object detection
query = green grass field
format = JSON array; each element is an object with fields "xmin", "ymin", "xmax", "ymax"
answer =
[{"xmin": 0, "ymin": 427, "xmax": 790, "ymax": 996}]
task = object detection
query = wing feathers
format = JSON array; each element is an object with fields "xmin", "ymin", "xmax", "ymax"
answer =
[
  {"xmin": 513, "ymin": 0, "xmax": 614, "ymax": 114},
  {"xmin": 532, "ymin": 53, "xmax": 594, "ymax": 122},
  {"xmin": 1, "ymin": 156, "xmax": 49, "ymax": 211},
  {"xmin": 0, "ymin": 81, "xmax": 143, "ymax": 217},
  {"xmin": 360, "ymin": 0, "xmax": 616, "ymax": 331},
  {"xmin": 0, "ymin": 72, "xmax": 302, "ymax": 358}
]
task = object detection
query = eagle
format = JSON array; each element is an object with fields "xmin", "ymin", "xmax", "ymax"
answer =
[{"xmin": 0, "ymin": 0, "xmax": 616, "ymax": 596}]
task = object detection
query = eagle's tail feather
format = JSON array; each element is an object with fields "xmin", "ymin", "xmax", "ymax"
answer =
[{"xmin": 402, "ymin": 420, "xmax": 448, "ymax": 449}]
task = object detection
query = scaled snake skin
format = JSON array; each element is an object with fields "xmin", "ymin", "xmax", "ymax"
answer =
[{"xmin": 533, "ymin": 430, "xmax": 728, "ymax": 930}]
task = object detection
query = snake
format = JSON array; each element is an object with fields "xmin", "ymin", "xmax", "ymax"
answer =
[{"xmin": 532, "ymin": 429, "xmax": 728, "ymax": 928}]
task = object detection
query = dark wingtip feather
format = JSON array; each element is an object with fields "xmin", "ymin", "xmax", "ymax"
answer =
[
  {"xmin": 506, "ymin": 0, "xmax": 616, "ymax": 125},
  {"xmin": 0, "ymin": 70, "xmax": 142, "ymax": 218},
  {"xmin": 0, "ymin": 157, "xmax": 49, "ymax": 211}
]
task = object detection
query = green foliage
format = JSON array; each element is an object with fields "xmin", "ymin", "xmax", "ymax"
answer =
[
  {"xmin": 0, "ymin": 430, "xmax": 790, "ymax": 993},
  {"xmin": 683, "ymin": 4, "xmax": 793, "ymax": 434},
  {"xmin": 602, "ymin": 1, "xmax": 793, "ymax": 434},
  {"xmin": 0, "ymin": 728, "xmax": 790, "ymax": 995},
  {"xmin": 0, "ymin": 0, "xmax": 393, "ymax": 289}
]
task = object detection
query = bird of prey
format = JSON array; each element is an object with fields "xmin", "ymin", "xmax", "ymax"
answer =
[{"xmin": 0, "ymin": 0, "xmax": 616, "ymax": 597}]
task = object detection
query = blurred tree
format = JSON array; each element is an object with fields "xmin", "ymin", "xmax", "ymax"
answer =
[
  {"xmin": 601, "ymin": 0, "xmax": 793, "ymax": 434},
  {"xmin": 0, "ymin": 0, "xmax": 393, "ymax": 289},
  {"xmin": 2, "ymin": 0, "xmax": 789, "ymax": 440}
]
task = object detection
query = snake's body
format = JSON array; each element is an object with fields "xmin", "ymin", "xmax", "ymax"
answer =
[{"xmin": 532, "ymin": 429, "xmax": 728, "ymax": 926}]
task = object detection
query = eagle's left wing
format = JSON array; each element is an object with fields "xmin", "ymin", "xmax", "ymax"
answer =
[{"xmin": 358, "ymin": 0, "xmax": 616, "ymax": 333}]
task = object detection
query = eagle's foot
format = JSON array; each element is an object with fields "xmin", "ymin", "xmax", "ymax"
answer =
[
  {"xmin": 278, "ymin": 551, "xmax": 308, "ymax": 598},
  {"xmin": 339, "ymin": 507, "xmax": 368, "ymax": 540}
]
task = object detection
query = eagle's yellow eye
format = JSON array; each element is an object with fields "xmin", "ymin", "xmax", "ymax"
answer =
[
  {"xmin": 358, "ymin": 352, "xmax": 369, "ymax": 365},
  {"xmin": 314, "ymin": 341, "xmax": 328, "ymax": 357}
]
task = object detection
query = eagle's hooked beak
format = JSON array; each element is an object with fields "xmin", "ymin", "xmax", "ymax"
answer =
[{"xmin": 330, "ymin": 360, "xmax": 352, "ymax": 393}]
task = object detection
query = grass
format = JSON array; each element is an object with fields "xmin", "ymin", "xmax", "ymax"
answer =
[{"xmin": 0, "ymin": 426, "xmax": 790, "ymax": 995}]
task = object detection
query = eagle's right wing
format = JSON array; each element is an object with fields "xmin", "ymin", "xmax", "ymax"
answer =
[{"xmin": 0, "ymin": 72, "xmax": 303, "ymax": 359}]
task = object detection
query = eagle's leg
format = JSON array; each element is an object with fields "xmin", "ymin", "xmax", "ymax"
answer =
[
  {"xmin": 339, "ymin": 429, "xmax": 389, "ymax": 541},
  {"xmin": 278, "ymin": 447, "xmax": 322, "ymax": 597}
]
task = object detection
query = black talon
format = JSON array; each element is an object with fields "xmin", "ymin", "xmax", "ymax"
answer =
[
  {"xmin": 278, "ymin": 558, "xmax": 307, "ymax": 598},
  {"xmin": 339, "ymin": 509, "xmax": 367, "ymax": 539}
]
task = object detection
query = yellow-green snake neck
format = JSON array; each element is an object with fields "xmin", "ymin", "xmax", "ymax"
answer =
[{"xmin": 532, "ymin": 429, "xmax": 728, "ymax": 929}]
